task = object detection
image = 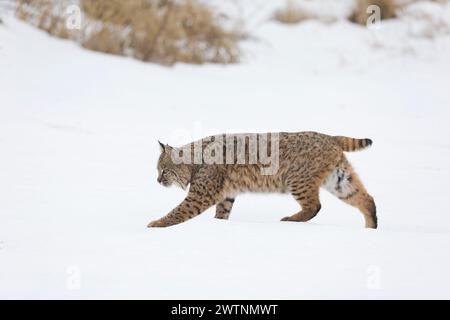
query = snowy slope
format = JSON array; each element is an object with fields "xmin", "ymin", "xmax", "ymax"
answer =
[{"xmin": 1, "ymin": 4, "xmax": 450, "ymax": 299}]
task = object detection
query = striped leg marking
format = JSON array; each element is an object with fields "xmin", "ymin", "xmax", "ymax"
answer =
[{"xmin": 215, "ymin": 198, "xmax": 235, "ymax": 220}]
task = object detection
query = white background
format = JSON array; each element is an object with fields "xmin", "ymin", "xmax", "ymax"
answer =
[{"xmin": 1, "ymin": 0, "xmax": 450, "ymax": 299}]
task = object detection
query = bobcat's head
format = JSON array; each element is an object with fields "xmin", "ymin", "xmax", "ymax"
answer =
[{"xmin": 157, "ymin": 141, "xmax": 191, "ymax": 190}]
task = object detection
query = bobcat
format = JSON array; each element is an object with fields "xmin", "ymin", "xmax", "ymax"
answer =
[{"xmin": 148, "ymin": 131, "xmax": 377, "ymax": 229}]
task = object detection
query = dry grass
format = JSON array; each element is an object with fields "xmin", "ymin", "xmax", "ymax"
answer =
[
  {"xmin": 16, "ymin": 0, "xmax": 76, "ymax": 39},
  {"xmin": 350, "ymin": 0, "xmax": 398, "ymax": 25},
  {"xmin": 16, "ymin": 0, "xmax": 242, "ymax": 65},
  {"xmin": 273, "ymin": 1, "xmax": 309, "ymax": 25}
]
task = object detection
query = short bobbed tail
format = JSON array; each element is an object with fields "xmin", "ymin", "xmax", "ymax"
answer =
[{"xmin": 333, "ymin": 136, "xmax": 373, "ymax": 152}]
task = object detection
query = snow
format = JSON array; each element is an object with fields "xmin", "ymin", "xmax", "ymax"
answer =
[{"xmin": 1, "ymin": 1, "xmax": 450, "ymax": 299}]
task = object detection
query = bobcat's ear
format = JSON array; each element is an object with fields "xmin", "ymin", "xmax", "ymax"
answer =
[
  {"xmin": 158, "ymin": 140, "xmax": 166, "ymax": 153},
  {"xmin": 158, "ymin": 141, "xmax": 173, "ymax": 153}
]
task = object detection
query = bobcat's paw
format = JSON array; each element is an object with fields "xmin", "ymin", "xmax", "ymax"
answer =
[
  {"xmin": 281, "ymin": 216, "xmax": 300, "ymax": 222},
  {"xmin": 147, "ymin": 219, "xmax": 168, "ymax": 228}
]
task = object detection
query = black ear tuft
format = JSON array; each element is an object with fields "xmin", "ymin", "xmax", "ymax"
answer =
[{"xmin": 158, "ymin": 140, "xmax": 165, "ymax": 152}]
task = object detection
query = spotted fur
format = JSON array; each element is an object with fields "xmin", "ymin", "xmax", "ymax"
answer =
[{"xmin": 148, "ymin": 132, "xmax": 377, "ymax": 229}]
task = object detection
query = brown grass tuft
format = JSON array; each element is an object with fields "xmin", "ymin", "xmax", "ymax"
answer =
[
  {"xmin": 16, "ymin": 0, "xmax": 77, "ymax": 39},
  {"xmin": 16, "ymin": 0, "xmax": 242, "ymax": 65},
  {"xmin": 350, "ymin": 0, "xmax": 398, "ymax": 25},
  {"xmin": 273, "ymin": 1, "xmax": 309, "ymax": 25}
]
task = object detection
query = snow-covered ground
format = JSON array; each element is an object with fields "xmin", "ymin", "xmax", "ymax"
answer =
[{"xmin": 1, "ymin": 1, "xmax": 450, "ymax": 299}]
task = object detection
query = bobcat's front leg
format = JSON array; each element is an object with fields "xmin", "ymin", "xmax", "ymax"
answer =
[
  {"xmin": 147, "ymin": 193, "xmax": 215, "ymax": 228},
  {"xmin": 148, "ymin": 167, "xmax": 222, "ymax": 228},
  {"xmin": 215, "ymin": 197, "xmax": 235, "ymax": 220}
]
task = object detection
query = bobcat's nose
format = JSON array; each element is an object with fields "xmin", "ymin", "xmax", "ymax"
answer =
[{"xmin": 157, "ymin": 176, "xmax": 163, "ymax": 184}]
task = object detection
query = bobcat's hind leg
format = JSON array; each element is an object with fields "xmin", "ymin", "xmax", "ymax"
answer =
[
  {"xmin": 323, "ymin": 157, "xmax": 378, "ymax": 229},
  {"xmin": 215, "ymin": 197, "xmax": 235, "ymax": 220},
  {"xmin": 281, "ymin": 185, "xmax": 322, "ymax": 223},
  {"xmin": 346, "ymin": 192, "xmax": 377, "ymax": 229}
]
